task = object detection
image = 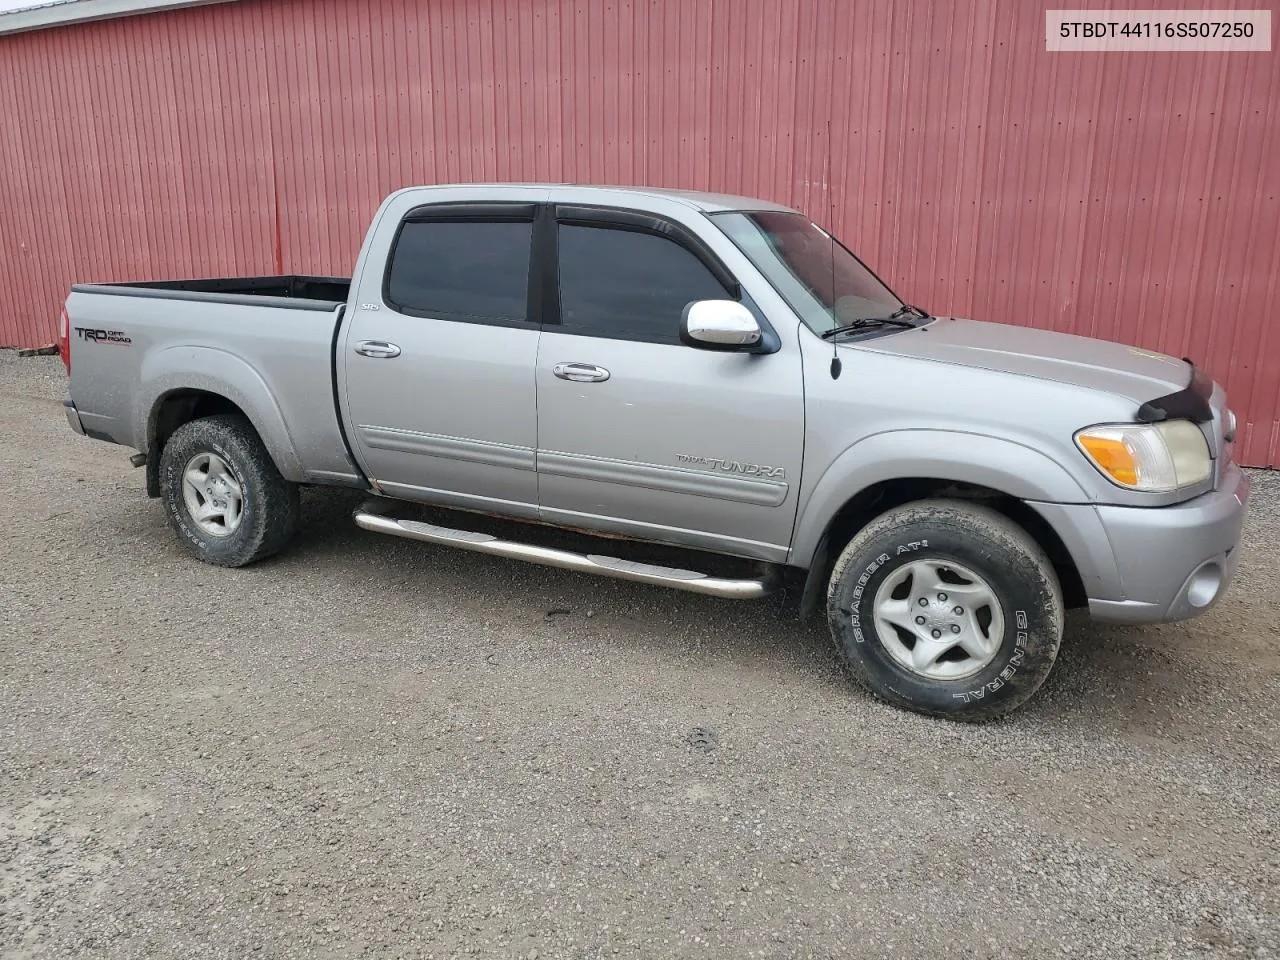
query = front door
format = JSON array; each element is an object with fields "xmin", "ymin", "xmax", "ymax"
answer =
[
  {"xmin": 535, "ymin": 208, "xmax": 805, "ymax": 561},
  {"xmin": 342, "ymin": 201, "xmax": 541, "ymax": 518}
]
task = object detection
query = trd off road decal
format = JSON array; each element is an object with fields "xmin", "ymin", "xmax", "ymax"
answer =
[{"xmin": 74, "ymin": 327, "xmax": 132, "ymax": 345}]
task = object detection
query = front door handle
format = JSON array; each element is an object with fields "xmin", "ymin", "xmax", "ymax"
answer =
[
  {"xmin": 355, "ymin": 340, "xmax": 402, "ymax": 359},
  {"xmin": 553, "ymin": 362, "xmax": 610, "ymax": 383}
]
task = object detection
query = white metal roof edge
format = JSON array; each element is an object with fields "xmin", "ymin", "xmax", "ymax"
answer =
[{"xmin": 0, "ymin": 0, "xmax": 235, "ymax": 36}]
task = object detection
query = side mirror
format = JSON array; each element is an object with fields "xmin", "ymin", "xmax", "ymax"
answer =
[{"xmin": 680, "ymin": 300, "xmax": 762, "ymax": 351}]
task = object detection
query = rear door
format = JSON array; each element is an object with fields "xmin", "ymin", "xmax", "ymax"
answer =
[
  {"xmin": 534, "ymin": 206, "xmax": 805, "ymax": 561},
  {"xmin": 341, "ymin": 201, "xmax": 542, "ymax": 518}
]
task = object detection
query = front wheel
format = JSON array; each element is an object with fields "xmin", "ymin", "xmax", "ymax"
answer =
[
  {"xmin": 826, "ymin": 499, "xmax": 1063, "ymax": 721},
  {"xmin": 158, "ymin": 414, "xmax": 300, "ymax": 567}
]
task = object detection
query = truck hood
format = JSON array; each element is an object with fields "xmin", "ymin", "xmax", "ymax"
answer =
[{"xmin": 860, "ymin": 317, "xmax": 1190, "ymax": 403}]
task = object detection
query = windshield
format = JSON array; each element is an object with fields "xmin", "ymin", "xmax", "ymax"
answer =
[{"xmin": 712, "ymin": 211, "xmax": 903, "ymax": 334}]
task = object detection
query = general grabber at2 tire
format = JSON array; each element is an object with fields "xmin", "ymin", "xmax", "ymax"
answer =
[
  {"xmin": 826, "ymin": 498, "xmax": 1063, "ymax": 721},
  {"xmin": 158, "ymin": 414, "xmax": 300, "ymax": 568}
]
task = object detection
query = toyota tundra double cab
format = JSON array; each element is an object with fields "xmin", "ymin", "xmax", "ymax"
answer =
[{"xmin": 60, "ymin": 184, "xmax": 1249, "ymax": 720}]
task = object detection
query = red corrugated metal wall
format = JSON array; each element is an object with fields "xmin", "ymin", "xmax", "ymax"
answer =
[{"xmin": 2, "ymin": 0, "xmax": 1277, "ymax": 464}]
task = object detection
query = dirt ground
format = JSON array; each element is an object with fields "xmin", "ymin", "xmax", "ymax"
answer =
[{"xmin": 1, "ymin": 351, "xmax": 1277, "ymax": 959}]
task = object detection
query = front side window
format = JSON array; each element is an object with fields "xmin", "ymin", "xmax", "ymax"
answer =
[
  {"xmin": 712, "ymin": 211, "xmax": 902, "ymax": 334},
  {"xmin": 556, "ymin": 224, "xmax": 730, "ymax": 343},
  {"xmin": 386, "ymin": 219, "xmax": 532, "ymax": 323}
]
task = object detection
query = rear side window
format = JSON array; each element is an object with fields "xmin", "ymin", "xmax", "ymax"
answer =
[
  {"xmin": 556, "ymin": 224, "xmax": 729, "ymax": 344},
  {"xmin": 386, "ymin": 220, "xmax": 532, "ymax": 323}
]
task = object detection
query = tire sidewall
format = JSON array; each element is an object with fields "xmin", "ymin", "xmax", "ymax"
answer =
[
  {"xmin": 828, "ymin": 519, "xmax": 1059, "ymax": 718},
  {"xmin": 160, "ymin": 423, "xmax": 262, "ymax": 565}
]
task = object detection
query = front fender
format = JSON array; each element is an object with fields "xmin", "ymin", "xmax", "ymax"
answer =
[
  {"xmin": 136, "ymin": 345, "xmax": 305, "ymax": 481},
  {"xmin": 789, "ymin": 429, "xmax": 1091, "ymax": 567}
]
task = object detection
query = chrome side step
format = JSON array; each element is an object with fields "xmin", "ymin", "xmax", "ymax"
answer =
[{"xmin": 353, "ymin": 510, "xmax": 775, "ymax": 600}]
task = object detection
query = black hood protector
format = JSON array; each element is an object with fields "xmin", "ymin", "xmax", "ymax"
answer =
[{"xmin": 1136, "ymin": 361, "xmax": 1214, "ymax": 424}]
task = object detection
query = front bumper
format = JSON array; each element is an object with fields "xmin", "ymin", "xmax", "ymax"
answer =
[
  {"xmin": 1036, "ymin": 462, "xmax": 1250, "ymax": 624},
  {"xmin": 63, "ymin": 398, "xmax": 86, "ymax": 435}
]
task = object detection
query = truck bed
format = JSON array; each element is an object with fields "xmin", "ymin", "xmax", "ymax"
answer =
[
  {"xmin": 64, "ymin": 276, "xmax": 360, "ymax": 487},
  {"xmin": 74, "ymin": 275, "xmax": 351, "ymax": 307}
]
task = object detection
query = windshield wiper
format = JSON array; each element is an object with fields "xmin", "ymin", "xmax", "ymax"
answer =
[
  {"xmin": 888, "ymin": 303, "xmax": 930, "ymax": 321},
  {"xmin": 820, "ymin": 304, "xmax": 925, "ymax": 340}
]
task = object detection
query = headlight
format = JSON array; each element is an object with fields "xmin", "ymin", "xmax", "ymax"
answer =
[{"xmin": 1075, "ymin": 420, "xmax": 1211, "ymax": 492}]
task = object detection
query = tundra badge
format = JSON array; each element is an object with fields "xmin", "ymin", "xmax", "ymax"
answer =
[{"xmin": 676, "ymin": 454, "xmax": 785, "ymax": 480}]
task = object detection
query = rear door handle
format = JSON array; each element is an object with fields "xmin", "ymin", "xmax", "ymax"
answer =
[
  {"xmin": 355, "ymin": 340, "xmax": 401, "ymax": 359},
  {"xmin": 553, "ymin": 362, "xmax": 610, "ymax": 383}
]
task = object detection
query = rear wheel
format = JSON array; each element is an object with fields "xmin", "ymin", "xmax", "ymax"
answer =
[
  {"xmin": 826, "ymin": 499, "xmax": 1063, "ymax": 721},
  {"xmin": 158, "ymin": 414, "xmax": 300, "ymax": 567}
]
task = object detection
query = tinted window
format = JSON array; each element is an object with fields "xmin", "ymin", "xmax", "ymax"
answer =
[
  {"xmin": 713, "ymin": 211, "xmax": 901, "ymax": 334},
  {"xmin": 387, "ymin": 219, "xmax": 532, "ymax": 323},
  {"xmin": 557, "ymin": 224, "xmax": 729, "ymax": 343}
]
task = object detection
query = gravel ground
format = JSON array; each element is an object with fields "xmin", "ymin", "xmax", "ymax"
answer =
[{"xmin": 1, "ymin": 351, "xmax": 1277, "ymax": 959}]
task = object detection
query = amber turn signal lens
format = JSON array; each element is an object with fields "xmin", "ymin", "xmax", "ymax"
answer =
[{"xmin": 1077, "ymin": 434, "xmax": 1139, "ymax": 486}]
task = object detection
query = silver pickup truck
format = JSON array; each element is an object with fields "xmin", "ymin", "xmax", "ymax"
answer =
[{"xmin": 61, "ymin": 184, "xmax": 1250, "ymax": 720}]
